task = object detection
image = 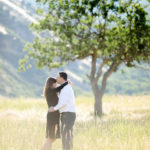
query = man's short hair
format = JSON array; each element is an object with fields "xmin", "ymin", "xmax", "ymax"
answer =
[{"xmin": 59, "ymin": 72, "xmax": 68, "ymax": 80}]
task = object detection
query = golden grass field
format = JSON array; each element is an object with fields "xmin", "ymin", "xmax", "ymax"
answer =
[{"xmin": 0, "ymin": 95, "xmax": 150, "ymax": 150}]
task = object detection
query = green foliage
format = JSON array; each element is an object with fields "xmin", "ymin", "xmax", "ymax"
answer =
[
  {"xmin": 18, "ymin": 0, "xmax": 150, "ymax": 112},
  {"xmin": 21, "ymin": 0, "xmax": 150, "ymax": 71}
]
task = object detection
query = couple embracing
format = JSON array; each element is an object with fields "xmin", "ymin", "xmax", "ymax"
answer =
[{"xmin": 41, "ymin": 72, "xmax": 76, "ymax": 150}]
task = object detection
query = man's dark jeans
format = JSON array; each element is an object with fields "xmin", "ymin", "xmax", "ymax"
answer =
[{"xmin": 61, "ymin": 112, "xmax": 76, "ymax": 150}]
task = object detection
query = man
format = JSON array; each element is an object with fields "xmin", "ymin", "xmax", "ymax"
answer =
[{"xmin": 49, "ymin": 72, "xmax": 76, "ymax": 150}]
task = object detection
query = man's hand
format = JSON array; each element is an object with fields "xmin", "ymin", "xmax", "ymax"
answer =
[{"xmin": 49, "ymin": 107, "xmax": 55, "ymax": 112}]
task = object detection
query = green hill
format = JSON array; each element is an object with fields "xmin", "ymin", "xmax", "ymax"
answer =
[{"xmin": 0, "ymin": 0, "xmax": 150, "ymax": 97}]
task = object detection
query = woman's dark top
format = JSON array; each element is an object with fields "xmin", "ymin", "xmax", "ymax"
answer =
[{"xmin": 45, "ymin": 82, "xmax": 68, "ymax": 139}]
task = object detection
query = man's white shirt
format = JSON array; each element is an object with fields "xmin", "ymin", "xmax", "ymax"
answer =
[{"xmin": 54, "ymin": 83, "xmax": 76, "ymax": 113}]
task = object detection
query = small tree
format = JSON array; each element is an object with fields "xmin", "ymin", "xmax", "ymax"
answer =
[{"xmin": 20, "ymin": 0, "xmax": 150, "ymax": 117}]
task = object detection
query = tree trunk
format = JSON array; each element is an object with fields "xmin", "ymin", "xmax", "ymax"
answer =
[
  {"xmin": 90, "ymin": 80, "xmax": 103, "ymax": 117},
  {"xmin": 89, "ymin": 52, "xmax": 120, "ymax": 117},
  {"xmin": 90, "ymin": 62, "xmax": 118, "ymax": 117},
  {"xmin": 91, "ymin": 81, "xmax": 106, "ymax": 117},
  {"xmin": 94, "ymin": 90, "xmax": 103, "ymax": 117}
]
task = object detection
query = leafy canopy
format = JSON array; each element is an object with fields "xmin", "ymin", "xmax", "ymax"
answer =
[{"xmin": 19, "ymin": 0, "xmax": 150, "ymax": 70}]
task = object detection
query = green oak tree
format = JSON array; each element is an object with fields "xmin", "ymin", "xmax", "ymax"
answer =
[{"xmin": 20, "ymin": 0, "xmax": 150, "ymax": 117}]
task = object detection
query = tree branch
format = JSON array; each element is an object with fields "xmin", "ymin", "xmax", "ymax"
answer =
[
  {"xmin": 76, "ymin": 53, "xmax": 91, "ymax": 60},
  {"xmin": 100, "ymin": 61, "xmax": 121, "ymax": 95},
  {"xmin": 95, "ymin": 59, "xmax": 106, "ymax": 82},
  {"xmin": 90, "ymin": 50, "xmax": 97, "ymax": 78}
]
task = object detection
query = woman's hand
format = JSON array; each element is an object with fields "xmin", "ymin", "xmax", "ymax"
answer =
[{"xmin": 68, "ymin": 79, "xmax": 74, "ymax": 86}]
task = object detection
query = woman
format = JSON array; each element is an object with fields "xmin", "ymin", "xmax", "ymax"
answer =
[{"xmin": 41, "ymin": 77, "xmax": 68, "ymax": 150}]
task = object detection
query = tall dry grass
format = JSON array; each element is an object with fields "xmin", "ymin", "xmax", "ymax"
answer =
[{"xmin": 0, "ymin": 95, "xmax": 150, "ymax": 150}]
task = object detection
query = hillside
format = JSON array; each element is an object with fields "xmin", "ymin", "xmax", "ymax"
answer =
[{"xmin": 0, "ymin": 0, "xmax": 150, "ymax": 97}]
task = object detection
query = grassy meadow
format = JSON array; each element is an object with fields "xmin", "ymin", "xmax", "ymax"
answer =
[{"xmin": 0, "ymin": 95, "xmax": 150, "ymax": 150}]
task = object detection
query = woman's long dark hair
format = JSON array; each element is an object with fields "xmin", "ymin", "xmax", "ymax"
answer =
[{"xmin": 43, "ymin": 77, "xmax": 57, "ymax": 97}]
